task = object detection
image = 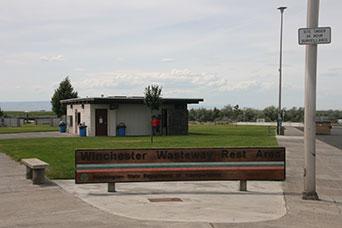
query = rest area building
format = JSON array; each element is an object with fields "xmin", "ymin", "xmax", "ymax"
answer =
[{"xmin": 60, "ymin": 96, "xmax": 203, "ymax": 136}]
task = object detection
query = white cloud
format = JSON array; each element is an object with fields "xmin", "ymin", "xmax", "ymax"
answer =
[
  {"xmin": 76, "ymin": 69, "xmax": 271, "ymax": 95},
  {"xmin": 40, "ymin": 54, "xmax": 64, "ymax": 62},
  {"xmin": 115, "ymin": 57, "xmax": 125, "ymax": 62},
  {"xmin": 1, "ymin": 0, "xmax": 342, "ymax": 109},
  {"xmin": 0, "ymin": 53, "xmax": 40, "ymax": 65},
  {"xmin": 74, "ymin": 67, "xmax": 85, "ymax": 72},
  {"xmin": 161, "ymin": 58, "xmax": 174, "ymax": 62}
]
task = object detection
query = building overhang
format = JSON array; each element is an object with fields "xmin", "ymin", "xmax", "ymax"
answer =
[{"xmin": 60, "ymin": 96, "xmax": 204, "ymax": 105}]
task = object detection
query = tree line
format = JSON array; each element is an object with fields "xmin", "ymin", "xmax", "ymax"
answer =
[{"xmin": 189, "ymin": 105, "xmax": 342, "ymax": 123}]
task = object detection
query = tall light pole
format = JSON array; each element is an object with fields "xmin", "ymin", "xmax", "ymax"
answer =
[
  {"xmin": 303, "ymin": 0, "xmax": 319, "ymax": 200},
  {"xmin": 277, "ymin": 7, "xmax": 286, "ymax": 135}
]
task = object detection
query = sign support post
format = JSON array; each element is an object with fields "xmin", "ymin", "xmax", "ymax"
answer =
[{"xmin": 303, "ymin": 0, "xmax": 320, "ymax": 200}]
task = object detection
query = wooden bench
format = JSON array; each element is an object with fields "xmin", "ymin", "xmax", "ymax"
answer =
[
  {"xmin": 75, "ymin": 147, "xmax": 285, "ymax": 192},
  {"xmin": 21, "ymin": 158, "xmax": 49, "ymax": 185}
]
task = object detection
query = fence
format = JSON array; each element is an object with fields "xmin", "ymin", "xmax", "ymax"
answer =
[
  {"xmin": 0, "ymin": 118, "xmax": 24, "ymax": 127},
  {"xmin": 34, "ymin": 117, "xmax": 61, "ymax": 127}
]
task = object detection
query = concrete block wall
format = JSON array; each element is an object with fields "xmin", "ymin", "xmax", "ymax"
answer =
[
  {"xmin": 116, "ymin": 104, "xmax": 151, "ymax": 136},
  {"xmin": 66, "ymin": 104, "xmax": 91, "ymax": 136},
  {"xmin": 167, "ymin": 104, "xmax": 188, "ymax": 135},
  {"xmin": 65, "ymin": 103, "xmax": 189, "ymax": 136}
]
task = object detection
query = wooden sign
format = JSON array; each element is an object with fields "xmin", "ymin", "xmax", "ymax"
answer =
[{"xmin": 75, "ymin": 147, "xmax": 285, "ymax": 184}]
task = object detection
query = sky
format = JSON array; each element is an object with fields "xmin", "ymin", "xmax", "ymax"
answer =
[{"xmin": 0, "ymin": 0, "xmax": 341, "ymax": 109}]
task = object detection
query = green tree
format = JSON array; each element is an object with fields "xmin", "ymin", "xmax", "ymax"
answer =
[
  {"xmin": 233, "ymin": 104, "xmax": 243, "ymax": 121},
  {"xmin": 0, "ymin": 107, "xmax": 4, "ymax": 117},
  {"xmin": 51, "ymin": 77, "xmax": 78, "ymax": 117},
  {"xmin": 198, "ymin": 108, "xmax": 212, "ymax": 122},
  {"xmin": 144, "ymin": 84, "xmax": 162, "ymax": 143},
  {"xmin": 221, "ymin": 105, "xmax": 234, "ymax": 121},
  {"xmin": 283, "ymin": 107, "xmax": 304, "ymax": 122},
  {"xmin": 243, "ymin": 108, "xmax": 258, "ymax": 122},
  {"xmin": 188, "ymin": 108, "xmax": 198, "ymax": 121},
  {"xmin": 263, "ymin": 106, "xmax": 278, "ymax": 122},
  {"xmin": 213, "ymin": 107, "xmax": 221, "ymax": 121}
]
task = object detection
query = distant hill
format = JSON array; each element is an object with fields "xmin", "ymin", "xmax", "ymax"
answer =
[{"xmin": 0, "ymin": 101, "xmax": 51, "ymax": 111}]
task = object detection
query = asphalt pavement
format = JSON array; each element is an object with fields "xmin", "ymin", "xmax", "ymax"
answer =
[
  {"xmin": 293, "ymin": 125, "xmax": 342, "ymax": 149},
  {"xmin": 317, "ymin": 126, "xmax": 342, "ymax": 150},
  {"xmin": 0, "ymin": 127, "xmax": 342, "ymax": 227}
]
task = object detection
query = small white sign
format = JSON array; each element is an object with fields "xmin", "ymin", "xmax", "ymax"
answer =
[{"xmin": 298, "ymin": 27, "xmax": 331, "ymax": 45}]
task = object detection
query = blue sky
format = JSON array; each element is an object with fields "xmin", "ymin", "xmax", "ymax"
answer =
[{"xmin": 0, "ymin": 0, "xmax": 341, "ymax": 109}]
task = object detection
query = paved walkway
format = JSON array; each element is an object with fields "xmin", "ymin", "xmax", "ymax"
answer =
[
  {"xmin": 268, "ymin": 128, "xmax": 342, "ymax": 228},
  {"xmin": 0, "ymin": 131, "xmax": 74, "ymax": 140},
  {"xmin": 55, "ymin": 180, "xmax": 285, "ymax": 223},
  {"xmin": 0, "ymin": 126, "xmax": 342, "ymax": 227},
  {"xmin": 0, "ymin": 153, "xmax": 204, "ymax": 228}
]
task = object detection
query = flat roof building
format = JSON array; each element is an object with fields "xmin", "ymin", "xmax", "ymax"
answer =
[{"xmin": 61, "ymin": 96, "xmax": 203, "ymax": 136}]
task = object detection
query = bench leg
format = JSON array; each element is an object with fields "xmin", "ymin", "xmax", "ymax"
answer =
[
  {"xmin": 239, "ymin": 180, "xmax": 247, "ymax": 191},
  {"xmin": 26, "ymin": 166, "xmax": 32, "ymax": 179},
  {"xmin": 108, "ymin": 183, "xmax": 116, "ymax": 192},
  {"xmin": 32, "ymin": 168, "xmax": 45, "ymax": 185}
]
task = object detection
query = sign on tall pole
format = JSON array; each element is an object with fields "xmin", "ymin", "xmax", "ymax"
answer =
[
  {"xmin": 298, "ymin": 27, "xmax": 331, "ymax": 45},
  {"xmin": 303, "ymin": 0, "xmax": 320, "ymax": 200}
]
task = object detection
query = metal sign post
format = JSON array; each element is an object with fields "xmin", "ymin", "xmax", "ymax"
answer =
[{"xmin": 299, "ymin": 0, "xmax": 331, "ymax": 200}]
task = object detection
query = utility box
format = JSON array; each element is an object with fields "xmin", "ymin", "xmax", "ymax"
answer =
[{"xmin": 316, "ymin": 121, "xmax": 332, "ymax": 135}]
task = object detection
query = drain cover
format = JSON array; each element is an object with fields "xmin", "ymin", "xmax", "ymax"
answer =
[{"xmin": 148, "ymin": 198, "xmax": 183, "ymax": 202}]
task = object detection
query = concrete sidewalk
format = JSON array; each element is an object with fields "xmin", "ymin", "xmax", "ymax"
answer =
[
  {"xmin": 0, "ymin": 153, "xmax": 209, "ymax": 228},
  {"xmin": 0, "ymin": 131, "xmax": 74, "ymax": 140},
  {"xmin": 1, "ymin": 126, "xmax": 342, "ymax": 227},
  {"xmin": 55, "ymin": 180, "xmax": 285, "ymax": 223},
  {"xmin": 267, "ymin": 127, "xmax": 342, "ymax": 228}
]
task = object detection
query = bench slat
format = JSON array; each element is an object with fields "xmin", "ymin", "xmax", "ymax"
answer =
[{"xmin": 21, "ymin": 158, "xmax": 49, "ymax": 169}]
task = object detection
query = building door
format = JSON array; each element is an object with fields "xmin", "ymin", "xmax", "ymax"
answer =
[
  {"xmin": 95, "ymin": 109, "xmax": 108, "ymax": 136},
  {"xmin": 162, "ymin": 109, "xmax": 168, "ymax": 135}
]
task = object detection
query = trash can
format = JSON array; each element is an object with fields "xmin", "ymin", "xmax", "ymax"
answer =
[
  {"xmin": 280, "ymin": 126, "xmax": 285, "ymax": 136},
  {"xmin": 59, "ymin": 121, "xmax": 66, "ymax": 133},
  {"xmin": 79, "ymin": 123, "xmax": 87, "ymax": 137},
  {"xmin": 59, "ymin": 125, "xmax": 66, "ymax": 133},
  {"xmin": 116, "ymin": 122, "xmax": 126, "ymax": 136}
]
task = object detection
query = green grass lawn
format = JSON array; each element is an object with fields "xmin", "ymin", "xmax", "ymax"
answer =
[
  {"xmin": 0, "ymin": 124, "xmax": 277, "ymax": 179},
  {"xmin": 0, "ymin": 123, "xmax": 58, "ymax": 134}
]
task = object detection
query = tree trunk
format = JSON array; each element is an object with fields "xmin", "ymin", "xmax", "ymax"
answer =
[{"xmin": 150, "ymin": 110, "xmax": 153, "ymax": 144}]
